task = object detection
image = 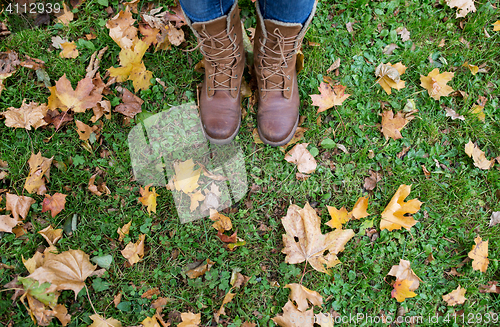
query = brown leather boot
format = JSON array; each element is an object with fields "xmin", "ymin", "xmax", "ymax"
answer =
[
  {"xmin": 254, "ymin": 2, "xmax": 316, "ymax": 146},
  {"xmin": 187, "ymin": 3, "xmax": 245, "ymax": 144}
]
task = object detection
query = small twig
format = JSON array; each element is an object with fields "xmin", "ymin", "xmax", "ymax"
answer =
[{"xmin": 299, "ymin": 263, "xmax": 307, "ymax": 285}]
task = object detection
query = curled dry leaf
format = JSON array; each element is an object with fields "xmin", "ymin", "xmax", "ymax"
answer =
[
  {"xmin": 489, "ymin": 211, "xmax": 500, "ymax": 227},
  {"xmin": 88, "ymin": 173, "xmax": 111, "ymax": 196},
  {"xmin": 117, "ymin": 220, "xmax": 132, "ymax": 242},
  {"xmin": 121, "ymin": 234, "xmax": 146, "ymax": 266},
  {"xmin": 0, "ymin": 215, "xmax": 20, "ymax": 233},
  {"xmin": 380, "ymin": 184, "xmax": 422, "ymax": 231},
  {"xmin": 4, "ymin": 101, "xmax": 48, "ymax": 130},
  {"xmin": 310, "ymin": 82, "xmax": 350, "ymax": 114},
  {"xmin": 272, "ymin": 301, "xmax": 314, "ymax": 327},
  {"xmin": 285, "ymin": 284, "xmax": 322, "ymax": 312},
  {"xmin": 364, "ymin": 170, "xmax": 381, "ymax": 191},
  {"xmin": 468, "ymin": 236, "xmax": 488, "ymax": 272},
  {"xmin": 139, "ymin": 184, "xmax": 158, "ymax": 214},
  {"xmin": 375, "ymin": 62, "xmax": 406, "ymax": 95},
  {"xmin": 281, "ymin": 203, "xmax": 355, "ymax": 274},
  {"xmin": 479, "ymin": 281, "xmax": 500, "ymax": 294},
  {"xmin": 6, "ymin": 193, "xmax": 35, "ymax": 220},
  {"xmin": 178, "ymin": 312, "xmax": 201, "ymax": 327},
  {"xmin": 173, "ymin": 159, "xmax": 201, "ymax": 194},
  {"xmin": 445, "ymin": 0, "xmax": 476, "ymax": 18},
  {"xmin": 91, "ymin": 100, "xmax": 112, "ymax": 123},
  {"xmin": 284, "ymin": 143, "xmax": 317, "ymax": 174},
  {"xmin": 89, "ymin": 314, "xmax": 122, "ymax": 327},
  {"xmin": 214, "ymin": 292, "xmax": 235, "ymax": 323},
  {"xmin": 55, "ymin": 3, "xmax": 74, "ymax": 25},
  {"xmin": 114, "ymin": 88, "xmax": 144, "ymax": 118},
  {"xmin": 186, "ymin": 259, "xmax": 215, "ymax": 279},
  {"xmin": 387, "ymin": 259, "xmax": 422, "ymax": 291},
  {"xmin": 380, "ymin": 109, "xmax": 417, "ymax": 140},
  {"xmin": 106, "ymin": 7, "xmax": 138, "ymax": 49},
  {"xmin": 420, "ymin": 68, "xmax": 454, "ymax": 100},
  {"xmin": 442, "ymin": 285, "xmax": 467, "ymax": 306},
  {"xmin": 464, "ymin": 140, "xmax": 494, "ymax": 170},
  {"xmin": 444, "ymin": 107, "xmax": 465, "ymax": 121},
  {"xmin": 24, "ymin": 152, "xmax": 53, "ymax": 195},
  {"xmin": 391, "ymin": 278, "xmax": 417, "ymax": 302},
  {"xmin": 59, "ymin": 42, "xmax": 78, "ymax": 59},
  {"xmin": 42, "ymin": 193, "xmax": 67, "ymax": 218},
  {"xmin": 326, "ymin": 58, "xmax": 340, "ymax": 73},
  {"xmin": 209, "ymin": 209, "xmax": 232, "ymax": 232},
  {"xmin": 75, "ymin": 120, "xmax": 98, "ymax": 141},
  {"xmin": 38, "ymin": 225, "xmax": 63, "ymax": 246}
]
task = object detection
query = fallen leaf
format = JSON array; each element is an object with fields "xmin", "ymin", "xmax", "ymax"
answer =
[
  {"xmin": 445, "ymin": 0, "xmax": 476, "ymax": 18},
  {"xmin": 113, "ymin": 293, "xmax": 122, "ymax": 307},
  {"xmin": 41, "ymin": 193, "xmax": 67, "ymax": 218},
  {"xmin": 53, "ymin": 304, "xmax": 71, "ymax": 326},
  {"xmin": 197, "ymin": 162, "xmax": 227, "ymax": 181},
  {"xmin": 27, "ymin": 249, "xmax": 97, "ymax": 298},
  {"xmin": 489, "ymin": 212, "xmax": 500, "ymax": 227},
  {"xmin": 138, "ymin": 184, "xmax": 157, "ymax": 214},
  {"xmin": 38, "ymin": 226, "xmax": 63, "ymax": 246},
  {"xmin": 325, "ymin": 206, "xmax": 349, "ymax": 229},
  {"xmin": 55, "ymin": 3, "xmax": 74, "ymax": 25},
  {"xmin": 272, "ymin": 301, "xmax": 314, "ymax": 327},
  {"xmin": 164, "ymin": 3, "xmax": 187, "ymax": 28},
  {"xmin": 48, "ymin": 74, "xmax": 101, "ymax": 113},
  {"xmin": 91, "ymin": 100, "xmax": 112, "ymax": 122},
  {"xmin": 420, "ymin": 68, "xmax": 454, "ymax": 100},
  {"xmin": 387, "ymin": 259, "xmax": 422, "ymax": 291},
  {"xmin": 89, "ymin": 314, "xmax": 122, "ymax": 327},
  {"xmin": 139, "ymin": 23, "xmax": 160, "ymax": 45},
  {"xmin": 443, "ymin": 285, "xmax": 467, "ymax": 306},
  {"xmin": 444, "ymin": 107, "xmax": 465, "ymax": 121},
  {"xmin": 172, "ymin": 159, "xmax": 201, "ymax": 194},
  {"xmin": 380, "ymin": 110, "xmax": 417, "ymax": 140},
  {"xmin": 479, "ymin": 281, "xmax": 500, "ymax": 294},
  {"xmin": 380, "ymin": 184, "xmax": 422, "ymax": 231},
  {"xmin": 75, "ymin": 120, "xmax": 97, "ymax": 141},
  {"xmin": 438, "ymin": 38, "xmax": 446, "ymax": 47},
  {"xmin": 285, "ymin": 143, "xmax": 317, "ymax": 174},
  {"xmin": 117, "ymin": 221, "xmax": 132, "ymax": 242},
  {"xmin": 178, "ymin": 312, "xmax": 201, "ymax": 327},
  {"xmin": 186, "ymin": 259, "xmax": 215, "ymax": 279},
  {"xmin": 281, "ymin": 203, "xmax": 355, "ymax": 274},
  {"xmin": 350, "ymin": 196, "xmax": 369, "ymax": 219},
  {"xmin": 4, "ymin": 101, "xmax": 48, "ymax": 130},
  {"xmin": 114, "ymin": 88, "xmax": 144, "ymax": 118},
  {"xmin": 468, "ymin": 236, "xmax": 488, "ymax": 272},
  {"xmin": 142, "ymin": 316, "xmax": 161, "ymax": 327},
  {"xmin": 285, "ymin": 284, "xmax": 322, "ymax": 312},
  {"xmin": 23, "ymin": 246, "xmax": 58, "ymax": 274},
  {"xmin": 310, "ymin": 82, "xmax": 350, "ymax": 114},
  {"xmin": 121, "ymin": 234, "xmax": 146, "ymax": 266},
  {"xmin": 383, "ymin": 43, "xmax": 399, "ymax": 55},
  {"xmin": 24, "ymin": 152, "xmax": 53, "ymax": 195},
  {"xmin": 214, "ymin": 292, "xmax": 235, "ymax": 322},
  {"xmin": 462, "ymin": 61, "xmax": 478, "ymax": 75},
  {"xmin": 59, "ymin": 42, "xmax": 79, "ymax": 59},
  {"xmin": 6, "ymin": 193, "xmax": 35, "ymax": 220},
  {"xmin": 0, "ymin": 215, "xmax": 20, "ymax": 233},
  {"xmin": 375, "ymin": 62, "xmax": 406, "ymax": 95},
  {"xmin": 326, "ymin": 58, "xmax": 340, "ymax": 73},
  {"xmin": 364, "ymin": 170, "xmax": 381, "ymax": 191},
  {"xmin": 396, "ymin": 27, "xmax": 410, "ymax": 41},
  {"xmin": 209, "ymin": 209, "xmax": 232, "ymax": 232},
  {"xmin": 391, "ymin": 278, "xmax": 417, "ymax": 302},
  {"xmin": 494, "ymin": 21, "xmax": 500, "ymax": 31},
  {"xmin": 106, "ymin": 7, "xmax": 138, "ymax": 49},
  {"xmin": 464, "ymin": 140, "xmax": 494, "ymax": 170},
  {"xmin": 470, "ymin": 104, "xmax": 485, "ymax": 121},
  {"xmin": 88, "ymin": 173, "xmax": 111, "ymax": 196}
]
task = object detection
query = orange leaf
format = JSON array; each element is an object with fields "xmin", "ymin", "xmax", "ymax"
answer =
[
  {"xmin": 48, "ymin": 74, "xmax": 102, "ymax": 113},
  {"xmin": 117, "ymin": 221, "xmax": 132, "ymax": 242},
  {"xmin": 186, "ymin": 259, "xmax": 215, "ymax": 279},
  {"xmin": 60, "ymin": 42, "xmax": 79, "ymax": 59},
  {"xmin": 139, "ymin": 184, "xmax": 158, "ymax": 214},
  {"xmin": 350, "ymin": 196, "xmax": 369, "ymax": 219},
  {"xmin": 380, "ymin": 184, "xmax": 422, "ymax": 231},
  {"xmin": 42, "ymin": 193, "xmax": 67, "ymax": 218},
  {"xmin": 326, "ymin": 206, "xmax": 349, "ymax": 229},
  {"xmin": 310, "ymin": 82, "xmax": 350, "ymax": 114},
  {"xmin": 464, "ymin": 140, "xmax": 494, "ymax": 170},
  {"xmin": 380, "ymin": 110, "xmax": 417, "ymax": 140},
  {"xmin": 391, "ymin": 278, "xmax": 417, "ymax": 302},
  {"xmin": 420, "ymin": 68, "xmax": 454, "ymax": 100},
  {"xmin": 468, "ymin": 236, "xmax": 488, "ymax": 272}
]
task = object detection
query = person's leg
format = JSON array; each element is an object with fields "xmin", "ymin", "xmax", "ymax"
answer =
[
  {"xmin": 254, "ymin": 0, "xmax": 317, "ymax": 146},
  {"xmin": 180, "ymin": 0, "xmax": 245, "ymax": 145}
]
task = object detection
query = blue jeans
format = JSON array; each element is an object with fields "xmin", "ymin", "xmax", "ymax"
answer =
[{"xmin": 179, "ymin": 0, "xmax": 316, "ymax": 24}]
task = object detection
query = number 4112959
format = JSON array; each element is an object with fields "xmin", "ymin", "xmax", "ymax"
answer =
[{"xmin": 4, "ymin": 2, "xmax": 62, "ymax": 14}]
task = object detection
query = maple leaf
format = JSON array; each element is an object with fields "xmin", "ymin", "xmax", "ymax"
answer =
[
  {"xmin": 445, "ymin": 0, "xmax": 476, "ymax": 18},
  {"xmin": 24, "ymin": 152, "xmax": 53, "ymax": 195},
  {"xmin": 6, "ymin": 193, "xmax": 35, "ymax": 220},
  {"xmin": 281, "ymin": 203, "xmax": 355, "ymax": 274},
  {"xmin": 380, "ymin": 184, "xmax": 422, "ymax": 231},
  {"xmin": 142, "ymin": 316, "xmax": 161, "ymax": 327},
  {"xmin": 91, "ymin": 100, "xmax": 112, "ymax": 123},
  {"xmin": 172, "ymin": 159, "xmax": 202, "ymax": 194},
  {"xmin": 387, "ymin": 259, "xmax": 422, "ymax": 291},
  {"xmin": 121, "ymin": 234, "xmax": 146, "ymax": 266},
  {"xmin": 75, "ymin": 120, "xmax": 97, "ymax": 141},
  {"xmin": 3, "ymin": 101, "xmax": 48, "ymax": 130},
  {"xmin": 350, "ymin": 196, "xmax": 369, "ymax": 219},
  {"xmin": 27, "ymin": 249, "xmax": 97, "ymax": 298},
  {"xmin": 420, "ymin": 68, "xmax": 454, "ymax": 100},
  {"xmin": 106, "ymin": 7, "xmax": 138, "ymax": 49},
  {"xmin": 396, "ymin": 27, "xmax": 410, "ymax": 41},
  {"xmin": 285, "ymin": 284, "xmax": 322, "ymax": 312},
  {"xmin": 186, "ymin": 259, "xmax": 215, "ymax": 279},
  {"xmin": 0, "ymin": 215, "xmax": 20, "ymax": 233},
  {"xmin": 391, "ymin": 278, "xmax": 417, "ymax": 302},
  {"xmin": 310, "ymin": 82, "xmax": 350, "ymax": 114},
  {"xmin": 113, "ymin": 88, "xmax": 144, "ymax": 118},
  {"xmin": 23, "ymin": 246, "xmax": 58, "ymax": 274},
  {"xmin": 209, "ymin": 210, "xmax": 232, "ymax": 232},
  {"xmin": 117, "ymin": 221, "xmax": 132, "ymax": 242},
  {"xmin": 494, "ymin": 21, "xmax": 500, "ymax": 31},
  {"xmin": 164, "ymin": 3, "xmax": 187, "ymax": 28},
  {"xmin": 55, "ymin": 3, "xmax": 74, "ymax": 25},
  {"xmin": 375, "ymin": 62, "xmax": 406, "ymax": 95},
  {"xmin": 189, "ymin": 190, "xmax": 205, "ymax": 212},
  {"xmin": 272, "ymin": 301, "xmax": 314, "ymax": 327},
  {"xmin": 38, "ymin": 225, "xmax": 63, "ymax": 246},
  {"xmin": 326, "ymin": 206, "xmax": 349, "ymax": 229},
  {"xmin": 443, "ymin": 285, "xmax": 467, "ymax": 306},
  {"xmin": 42, "ymin": 193, "xmax": 67, "ymax": 218},
  {"xmin": 285, "ymin": 143, "xmax": 317, "ymax": 175},
  {"xmin": 178, "ymin": 312, "xmax": 201, "ymax": 327},
  {"xmin": 468, "ymin": 236, "xmax": 488, "ymax": 272},
  {"xmin": 380, "ymin": 109, "xmax": 417, "ymax": 140},
  {"xmin": 89, "ymin": 314, "xmax": 122, "ymax": 327},
  {"xmin": 464, "ymin": 140, "xmax": 494, "ymax": 170},
  {"xmin": 60, "ymin": 42, "xmax": 78, "ymax": 59},
  {"xmin": 139, "ymin": 23, "xmax": 160, "ymax": 45},
  {"xmin": 139, "ymin": 184, "xmax": 158, "ymax": 214},
  {"xmin": 48, "ymin": 74, "xmax": 101, "ymax": 113}
]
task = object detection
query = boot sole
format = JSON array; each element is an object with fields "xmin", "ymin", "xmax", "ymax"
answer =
[{"xmin": 257, "ymin": 115, "xmax": 299, "ymax": 147}]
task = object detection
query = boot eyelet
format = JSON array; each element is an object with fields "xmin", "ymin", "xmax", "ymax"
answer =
[
  {"xmin": 287, "ymin": 87, "xmax": 290, "ymax": 91},
  {"xmin": 287, "ymin": 75, "xmax": 290, "ymax": 79},
  {"xmin": 208, "ymin": 87, "xmax": 212, "ymax": 91}
]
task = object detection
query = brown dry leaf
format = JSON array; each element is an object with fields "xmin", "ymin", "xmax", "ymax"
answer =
[
  {"xmin": 279, "ymin": 127, "xmax": 308, "ymax": 152},
  {"xmin": 326, "ymin": 58, "xmax": 341, "ymax": 73},
  {"xmin": 88, "ymin": 173, "xmax": 111, "ymax": 196},
  {"xmin": 443, "ymin": 285, "xmax": 467, "ymax": 306},
  {"xmin": 281, "ymin": 203, "xmax": 355, "ymax": 274},
  {"xmin": 364, "ymin": 170, "xmax": 381, "ymax": 191},
  {"xmin": 106, "ymin": 7, "xmax": 138, "ymax": 49},
  {"xmin": 113, "ymin": 293, "xmax": 122, "ymax": 307},
  {"xmin": 114, "ymin": 88, "xmax": 144, "ymax": 118},
  {"xmin": 462, "ymin": 61, "xmax": 479, "ymax": 75},
  {"xmin": 186, "ymin": 259, "xmax": 215, "ymax": 279},
  {"xmin": 4, "ymin": 101, "xmax": 48, "ymax": 130},
  {"xmin": 438, "ymin": 38, "xmax": 446, "ymax": 47},
  {"xmin": 375, "ymin": 62, "xmax": 406, "ymax": 95},
  {"xmin": 172, "ymin": 159, "xmax": 201, "ymax": 194},
  {"xmin": 23, "ymin": 294, "xmax": 55, "ymax": 326},
  {"xmin": 75, "ymin": 120, "xmax": 97, "ymax": 141},
  {"xmin": 141, "ymin": 288, "xmax": 160, "ymax": 299},
  {"xmin": 55, "ymin": 3, "xmax": 74, "ymax": 25},
  {"xmin": 420, "ymin": 68, "xmax": 454, "ymax": 100},
  {"xmin": 22, "ymin": 246, "xmax": 58, "ymax": 274},
  {"xmin": 91, "ymin": 100, "xmax": 112, "ymax": 123},
  {"xmin": 38, "ymin": 225, "xmax": 63, "ymax": 246},
  {"xmin": 123, "ymin": 0, "xmax": 140, "ymax": 13},
  {"xmin": 0, "ymin": 215, "xmax": 20, "ymax": 233},
  {"xmin": 380, "ymin": 184, "xmax": 422, "ymax": 231},
  {"xmin": 139, "ymin": 24, "xmax": 160, "ymax": 45},
  {"xmin": 121, "ymin": 234, "xmax": 146, "ymax": 266},
  {"xmin": 285, "ymin": 284, "xmax": 322, "ymax": 312},
  {"xmin": 241, "ymin": 322, "xmax": 257, "ymax": 327},
  {"xmin": 315, "ymin": 313, "xmax": 334, "ymax": 327},
  {"xmin": 272, "ymin": 301, "xmax": 314, "ymax": 327},
  {"xmin": 43, "ymin": 109, "xmax": 74, "ymax": 130},
  {"xmin": 396, "ymin": 27, "xmax": 410, "ymax": 41},
  {"xmin": 48, "ymin": 74, "xmax": 101, "ymax": 113},
  {"xmin": 164, "ymin": 3, "xmax": 187, "ymax": 28},
  {"xmin": 214, "ymin": 292, "xmax": 235, "ymax": 323},
  {"xmin": 59, "ymin": 42, "xmax": 78, "ymax": 59},
  {"xmin": 209, "ymin": 209, "xmax": 232, "ymax": 232},
  {"xmin": 285, "ymin": 143, "xmax": 317, "ymax": 174},
  {"xmin": 380, "ymin": 110, "xmax": 417, "ymax": 140},
  {"xmin": 422, "ymin": 165, "xmax": 431, "ymax": 178},
  {"xmin": 387, "ymin": 259, "xmax": 422, "ymax": 291},
  {"xmin": 88, "ymin": 314, "xmax": 122, "ymax": 327},
  {"xmin": 468, "ymin": 236, "xmax": 489, "ymax": 272},
  {"xmin": 151, "ymin": 296, "xmax": 171, "ymax": 309},
  {"xmin": 167, "ymin": 22, "xmax": 185, "ymax": 46},
  {"xmin": 53, "ymin": 304, "xmax": 71, "ymax": 326},
  {"xmin": 41, "ymin": 193, "xmax": 67, "ymax": 218},
  {"xmin": 310, "ymin": 82, "xmax": 350, "ymax": 114},
  {"xmin": 489, "ymin": 212, "xmax": 500, "ymax": 227},
  {"xmin": 479, "ymin": 281, "xmax": 500, "ymax": 294},
  {"xmin": 139, "ymin": 184, "xmax": 158, "ymax": 214},
  {"xmin": 391, "ymin": 278, "xmax": 417, "ymax": 302},
  {"xmin": 178, "ymin": 312, "xmax": 201, "ymax": 327},
  {"xmin": 464, "ymin": 140, "xmax": 494, "ymax": 170},
  {"xmin": 445, "ymin": 0, "xmax": 476, "ymax": 18},
  {"xmin": 6, "ymin": 193, "xmax": 35, "ymax": 220},
  {"xmin": 27, "ymin": 249, "xmax": 96, "ymax": 298},
  {"xmin": 24, "ymin": 152, "xmax": 53, "ymax": 195},
  {"xmin": 444, "ymin": 107, "xmax": 465, "ymax": 121},
  {"xmin": 117, "ymin": 221, "xmax": 132, "ymax": 242}
]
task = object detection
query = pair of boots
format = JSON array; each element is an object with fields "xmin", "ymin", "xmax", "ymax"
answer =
[{"xmin": 186, "ymin": 2, "xmax": 313, "ymax": 146}]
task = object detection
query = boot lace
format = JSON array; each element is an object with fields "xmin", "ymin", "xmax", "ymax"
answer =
[{"xmin": 259, "ymin": 28, "xmax": 299, "ymax": 92}]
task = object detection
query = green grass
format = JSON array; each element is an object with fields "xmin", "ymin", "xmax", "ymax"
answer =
[{"xmin": 1, "ymin": 0, "xmax": 500, "ymax": 326}]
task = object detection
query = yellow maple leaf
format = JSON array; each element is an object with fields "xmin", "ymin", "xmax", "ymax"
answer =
[
  {"xmin": 326, "ymin": 206, "xmax": 349, "ymax": 229},
  {"xmin": 106, "ymin": 7, "xmax": 138, "ymax": 49},
  {"xmin": 59, "ymin": 42, "xmax": 79, "ymax": 59},
  {"xmin": 47, "ymin": 74, "xmax": 102, "ymax": 113},
  {"xmin": 285, "ymin": 283, "xmax": 323, "ymax": 312},
  {"xmin": 121, "ymin": 234, "xmax": 145, "ymax": 266},
  {"xmin": 468, "ymin": 236, "xmax": 489, "ymax": 272},
  {"xmin": 443, "ymin": 285, "xmax": 467, "ymax": 306},
  {"xmin": 375, "ymin": 62, "xmax": 406, "ymax": 95},
  {"xmin": 189, "ymin": 190, "xmax": 205, "ymax": 212},
  {"xmin": 380, "ymin": 184, "xmax": 422, "ymax": 231},
  {"xmin": 387, "ymin": 259, "xmax": 422, "ymax": 291},
  {"xmin": 391, "ymin": 278, "xmax": 417, "ymax": 302},
  {"xmin": 138, "ymin": 184, "xmax": 157, "ymax": 214},
  {"xmin": 464, "ymin": 140, "xmax": 494, "ymax": 170},
  {"xmin": 420, "ymin": 68, "xmax": 454, "ymax": 100},
  {"xmin": 310, "ymin": 82, "xmax": 350, "ymax": 114},
  {"xmin": 172, "ymin": 159, "xmax": 201, "ymax": 194}
]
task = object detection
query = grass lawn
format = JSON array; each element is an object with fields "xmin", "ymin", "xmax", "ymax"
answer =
[{"xmin": 1, "ymin": 0, "xmax": 500, "ymax": 326}]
